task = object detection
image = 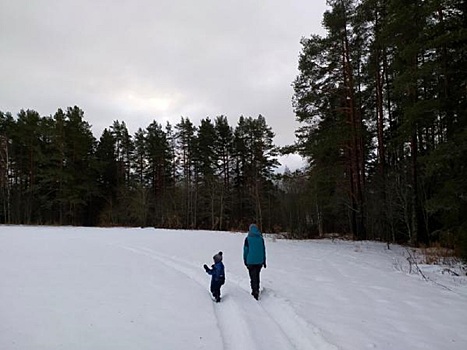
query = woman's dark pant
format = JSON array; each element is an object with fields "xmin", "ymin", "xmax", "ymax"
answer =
[{"xmin": 247, "ymin": 264, "xmax": 263, "ymax": 294}]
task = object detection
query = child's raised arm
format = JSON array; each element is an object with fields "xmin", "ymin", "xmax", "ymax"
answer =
[{"xmin": 203, "ymin": 264, "xmax": 213, "ymax": 274}]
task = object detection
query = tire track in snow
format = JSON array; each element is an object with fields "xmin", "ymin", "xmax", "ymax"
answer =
[
  {"xmin": 121, "ymin": 245, "xmax": 258, "ymax": 350},
  {"xmin": 122, "ymin": 245, "xmax": 339, "ymax": 350}
]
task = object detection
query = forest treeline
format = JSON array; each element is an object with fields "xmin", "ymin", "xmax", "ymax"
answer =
[
  {"xmin": 291, "ymin": 0, "xmax": 466, "ymax": 257},
  {"xmin": 0, "ymin": 0, "xmax": 466, "ymax": 258},
  {"xmin": 0, "ymin": 109, "xmax": 282, "ymax": 231}
]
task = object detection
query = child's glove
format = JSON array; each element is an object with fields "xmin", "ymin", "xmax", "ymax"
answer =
[{"xmin": 203, "ymin": 264, "xmax": 209, "ymax": 272}]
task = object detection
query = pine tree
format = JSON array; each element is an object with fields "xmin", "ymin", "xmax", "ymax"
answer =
[
  {"xmin": 194, "ymin": 117, "xmax": 217, "ymax": 229},
  {"xmin": 145, "ymin": 120, "xmax": 172, "ymax": 226},
  {"xmin": 0, "ymin": 111, "xmax": 14, "ymax": 223},
  {"xmin": 11, "ymin": 109, "xmax": 43, "ymax": 223},
  {"xmin": 176, "ymin": 117, "xmax": 197, "ymax": 227},
  {"xmin": 293, "ymin": 0, "xmax": 368, "ymax": 238},
  {"xmin": 214, "ymin": 115, "xmax": 234, "ymax": 230},
  {"xmin": 95, "ymin": 128, "xmax": 118, "ymax": 225},
  {"xmin": 63, "ymin": 106, "xmax": 97, "ymax": 225},
  {"xmin": 232, "ymin": 116, "xmax": 278, "ymax": 229}
]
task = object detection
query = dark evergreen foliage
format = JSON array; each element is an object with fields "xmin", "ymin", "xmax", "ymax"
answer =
[
  {"xmin": 292, "ymin": 0, "xmax": 466, "ymax": 258},
  {"xmin": 0, "ymin": 107, "xmax": 280, "ymax": 231}
]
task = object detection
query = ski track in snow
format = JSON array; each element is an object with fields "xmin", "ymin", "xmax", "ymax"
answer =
[
  {"xmin": 121, "ymin": 245, "xmax": 256, "ymax": 350},
  {"xmin": 120, "ymin": 245, "xmax": 339, "ymax": 350}
]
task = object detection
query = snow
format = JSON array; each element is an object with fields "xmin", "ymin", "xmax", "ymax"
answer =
[{"xmin": 1, "ymin": 226, "xmax": 466, "ymax": 350}]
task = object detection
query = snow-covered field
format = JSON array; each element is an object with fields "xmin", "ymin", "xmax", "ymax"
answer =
[{"xmin": 1, "ymin": 226, "xmax": 466, "ymax": 350}]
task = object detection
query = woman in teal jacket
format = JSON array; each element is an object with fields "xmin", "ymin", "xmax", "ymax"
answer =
[{"xmin": 243, "ymin": 223, "xmax": 266, "ymax": 300}]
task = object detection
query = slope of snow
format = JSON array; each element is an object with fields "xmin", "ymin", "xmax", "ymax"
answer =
[{"xmin": 0, "ymin": 226, "xmax": 466, "ymax": 350}]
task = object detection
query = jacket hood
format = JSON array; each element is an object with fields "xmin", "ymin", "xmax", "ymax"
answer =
[{"xmin": 248, "ymin": 224, "xmax": 262, "ymax": 237}]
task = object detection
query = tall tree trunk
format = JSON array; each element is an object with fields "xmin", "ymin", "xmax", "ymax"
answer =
[{"xmin": 341, "ymin": 6, "xmax": 366, "ymax": 239}]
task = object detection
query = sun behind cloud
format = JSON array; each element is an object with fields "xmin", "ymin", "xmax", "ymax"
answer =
[{"xmin": 120, "ymin": 90, "xmax": 174, "ymax": 113}]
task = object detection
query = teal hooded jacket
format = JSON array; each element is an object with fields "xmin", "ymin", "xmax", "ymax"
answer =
[{"xmin": 243, "ymin": 224, "xmax": 266, "ymax": 265}]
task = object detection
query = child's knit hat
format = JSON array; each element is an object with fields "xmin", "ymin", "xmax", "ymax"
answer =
[{"xmin": 213, "ymin": 251, "xmax": 223, "ymax": 263}]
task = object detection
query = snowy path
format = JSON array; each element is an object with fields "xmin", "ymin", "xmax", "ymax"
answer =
[
  {"xmin": 1, "ymin": 226, "xmax": 466, "ymax": 350},
  {"xmin": 121, "ymin": 245, "xmax": 338, "ymax": 350}
]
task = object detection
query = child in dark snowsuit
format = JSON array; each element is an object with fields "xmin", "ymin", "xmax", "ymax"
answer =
[{"xmin": 203, "ymin": 251, "xmax": 225, "ymax": 302}]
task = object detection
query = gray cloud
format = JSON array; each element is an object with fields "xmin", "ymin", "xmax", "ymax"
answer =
[{"xmin": 0, "ymin": 0, "xmax": 327, "ymax": 169}]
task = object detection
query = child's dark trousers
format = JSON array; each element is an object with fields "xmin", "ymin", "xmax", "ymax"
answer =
[{"xmin": 211, "ymin": 280, "xmax": 222, "ymax": 301}]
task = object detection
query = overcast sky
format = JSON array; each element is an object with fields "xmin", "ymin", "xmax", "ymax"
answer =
[{"xmin": 1, "ymin": 0, "xmax": 328, "ymax": 170}]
